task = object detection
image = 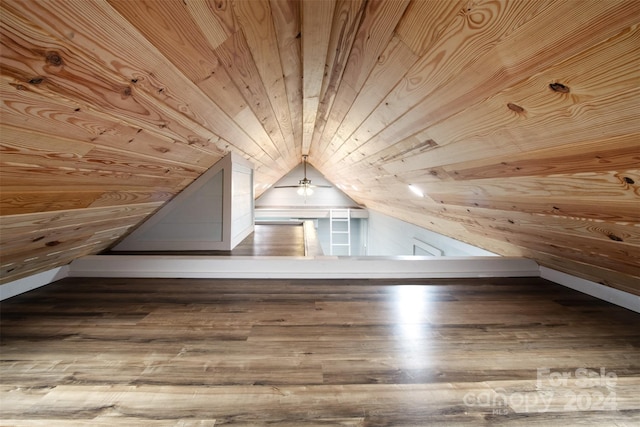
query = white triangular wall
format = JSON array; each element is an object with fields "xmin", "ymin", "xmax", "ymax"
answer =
[
  {"xmin": 255, "ymin": 162, "xmax": 360, "ymax": 208},
  {"xmin": 113, "ymin": 152, "xmax": 254, "ymax": 251}
]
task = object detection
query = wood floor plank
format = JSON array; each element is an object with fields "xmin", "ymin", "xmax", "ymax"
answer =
[{"xmin": 1, "ymin": 277, "xmax": 639, "ymax": 425}]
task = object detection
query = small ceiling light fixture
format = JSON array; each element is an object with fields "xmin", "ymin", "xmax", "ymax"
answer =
[
  {"xmin": 297, "ymin": 185, "xmax": 314, "ymax": 196},
  {"xmin": 274, "ymin": 154, "xmax": 331, "ymax": 196},
  {"xmin": 408, "ymin": 184, "xmax": 424, "ymax": 197}
]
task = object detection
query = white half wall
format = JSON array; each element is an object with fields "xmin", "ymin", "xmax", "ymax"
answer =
[{"xmin": 69, "ymin": 255, "xmax": 539, "ymax": 279}]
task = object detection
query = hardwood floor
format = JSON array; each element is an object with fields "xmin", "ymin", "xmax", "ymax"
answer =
[{"xmin": 1, "ymin": 277, "xmax": 639, "ymax": 426}]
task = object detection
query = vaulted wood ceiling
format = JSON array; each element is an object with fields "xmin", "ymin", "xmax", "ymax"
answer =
[{"xmin": 1, "ymin": 0, "xmax": 638, "ymax": 293}]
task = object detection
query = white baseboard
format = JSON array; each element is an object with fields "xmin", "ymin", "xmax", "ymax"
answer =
[
  {"xmin": 0, "ymin": 266, "xmax": 69, "ymax": 301},
  {"xmin": 540, "ymin": 266, "xmax": 640, "ymax": 313}
]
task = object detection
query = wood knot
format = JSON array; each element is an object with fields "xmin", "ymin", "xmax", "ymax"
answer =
[
  {"xmin": 424, "ymin": 139, "xmax": 437, "ymax": 148},
  {"xmin": 45, "ymin": 240, "xmax": 61, "ymax": 247},
  {"xmin": 153, "ymin": 146, "xmax": 170, "ymax": 154},
  {"xmin": 45, "ymin": 51, "xmax": 63, "ymax": 66},
  {"xmin": 549, "ymin": 82, "xmax": 570, "ymax": 93},
  {"xmin": 507, "ymin": 103, "xmax": 524, "ymax": 113},
  {"xmin": 28, "ymin": 77, "xmax": 44, "ymax": 85},
  {"xmin": 607, "ymin": 233, "xmax": 623, "ymax": 242},
  {"xmin": 623, "ymin": 176, "xmax": 635, "ymax": 184},
  {"xmin": 122, "ymin": 86, "xmax": 132, "ymax": 96}
]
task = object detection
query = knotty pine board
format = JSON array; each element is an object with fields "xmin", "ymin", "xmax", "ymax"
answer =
[
  {"xmin": 444, "ymin": 134, "xmax": 640, "ymax": 180},
  {"xmin": 0, "ymin": 203, "xmax": 162, "ymax": 238},
  {"xmin": 395, "ymin": 0, "xmax": 463, "ymax": 57},
  {"xmin": 336, "ymin": 0, "xmax": 554, "ymax": 162},
  {"xmin": 88, "ymin": 190, "xmax": 175, "ymax": 208},
  {"xmin": 107, "ymin": 0, "xmax": 227, "ymax": 84},
  {"xmin": 0, "ymin": 162, "xmax": 182, "ymax": 191},
  {"xmin": 2, "ymin": 240, "xmax": 104, "ymax": 284},
  {"xmin": 233, "ymin": 0, "xmax": 297, "ymax": 160},
  {"xmin": 318, "ymin": 0, "xmax": 366, "ymax": 104},
  {"xmin": 311, "ymin": 1, "xmax": 416, "ymax": 166},
  {"xmin": 328, "ymin": 1, "xmax": 640, "ymax": 172},
  {"xmin": 2, "ymin": 212, "xmax": 156, "ymax": 254},
  {"xmin": 1, "ymin": 191, "xmax": 106, "ymax": 216},
  {"xmin": 1, "ymin": 188, "xmax": 173, "ymax": 215},
  {"xmin": 0, "ymin": 20, "xmax": 223, "ymax": 151},
  {"xmin": 530, "ymin": 251, "xmax": 640, "ymax": 295},
  {"xmin": 335, "ymin": 37, "xmax": 640, "ymax": 177},
  {"xmin": 432, "ymin": 194, "xmax": 639, "ymax": 224},
  {"xmin": 2, "ymin": 140, "xmax": 201, "ymax": 182},
  {"xmin": 356, "ymin": 83, "xmax": 639, "ymax": 177},
  {"xmin": 432, "ymin": 23, "xmax": 640, "ymax": 150},
  {"xmin": 312, "ymin": 1, "xmax": 411, "ymax": 165},
  {"xmin": 339, "ymin": 0, "xmax": 411, "ymax": 93},
  {"xmin": 213, "ymin": 30, "xmax": 293, "ymax": 168},
  {"xmin": 0, "ymin": 203, "xmax": 160, "ymax": 283},
  {"xmin": 426, "ymin": 202, "xmax": 640, "ymax": 247},
  {"xmin": 184, "ymin": 0, "xmax": 238, "ymax": 49},
  {"xmin": 106, "ymin": 0, "xmax": 291, "ymax": 171},
  {"xmin": 1, "ymin": 1, "xmax": 286, "ymax": 172},
  {"xmin": 427, "ymin": 170, "xmax": 640, "ymax": 203},
  {"xmin": 458, "ymin": 219, "xmax": 639, "ymax": 276},
  {"xmin": 342, "ymin": 78, "xmax": 639, "ymax": 176},
  {"xmin": 301, "ymin": 0, "xmax": 335, "ymax": 154},
  {"xmin": 313, "ymin": 34, "xmax": 417, "ymax": 166},
  {"xmin": 309, "ymin": 0, "xmax": 365, "ymax": 153},
  {"xmin": 0, "ymin": 89, "xmax": 223, "ymax": 168},
  {"xmin": 270, "ymin": 0, "xmax": 303, "ymax": 157}
]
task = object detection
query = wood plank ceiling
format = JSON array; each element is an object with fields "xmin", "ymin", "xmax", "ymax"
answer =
[{"xmin": 1, "ymin": 0, "xmax": 638, "ymax": 292}]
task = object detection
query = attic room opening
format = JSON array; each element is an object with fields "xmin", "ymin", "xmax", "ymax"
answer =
[{"xmin": 112, "ymin": 153, "xmax": 496, "ymax": 259}]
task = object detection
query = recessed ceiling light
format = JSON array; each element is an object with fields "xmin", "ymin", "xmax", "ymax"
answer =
[{"xmin": 408, "ymin": 184, "xmax": 424, "ymax": 197}]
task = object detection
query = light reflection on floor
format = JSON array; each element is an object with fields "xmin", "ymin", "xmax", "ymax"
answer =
[{"xmin": 394, "ymin": 285, "xmax": 433, "ymax": 337}]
